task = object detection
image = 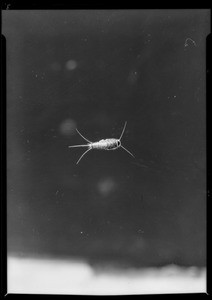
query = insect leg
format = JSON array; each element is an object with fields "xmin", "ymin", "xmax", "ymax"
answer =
[
  {"xmin": 120, "ymin": 145, "xmax": 135, "ymax": 158},
  {"xmin": 76, "ymin": 148, "xmax": 92, "ymax": 164},
  {"xmin": 119, "ymin": 121, "xmax": 127, "ymax": 140},
  {"xmin": 76, "ymin": 128, "xmax": 92, "ymax": 143}
]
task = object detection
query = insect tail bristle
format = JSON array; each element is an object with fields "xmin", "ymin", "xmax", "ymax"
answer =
[
  {"xmin": 68, "ymin": 144, "xmax": 88, "ymax": 148},
  {"xmin": 76, "ymin": 148, "xmax": 91, "ymax": 164},
  {"xmin": 76, "ymin": 128, "xmax": 92, "ymax": 143},
  {"xmin": 119, "ymin": 121, "xmax": 127, "ymax": 141},
  {"xmin": 121, "ymin": 145, "xmax": 135, "ymax": 158}
]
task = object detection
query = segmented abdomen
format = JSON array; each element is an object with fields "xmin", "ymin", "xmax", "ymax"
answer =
[{"xmin": 91, "ymin": 139, "xmax": 118, "ymax": 150}]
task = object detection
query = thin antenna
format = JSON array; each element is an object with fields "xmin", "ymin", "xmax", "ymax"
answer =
[
  {"xmin": 119, "ymin": 121, "xmax": 127, "ymax": 141},
  {"xmin": 121, "ymin": 145, "xmax": 135, "ymax": 158},
  {"xmin": 76, "ymin": 128, "xmax": 92, "ymax": 143},
  {"xmin": 76, "ymin": 148, "xmax": 92, "ymax": 164}
]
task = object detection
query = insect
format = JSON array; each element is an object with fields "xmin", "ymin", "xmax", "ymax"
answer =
[
  {"xmin": 184, "ymin": 37, "xmax": 197, "ymax": 47},
  {"xmin": 69, "ymin": 121, "xmax": 135, "ymax": 164}
]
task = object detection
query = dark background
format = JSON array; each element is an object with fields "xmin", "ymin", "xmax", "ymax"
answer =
[{"xmin": 4, "ymin": 10, "xmax": 209, "ymax": 267}]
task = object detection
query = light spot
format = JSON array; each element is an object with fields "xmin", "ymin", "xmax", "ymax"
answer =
[
  {"xmin": 59, "ymin": 118, "xmax": 76, "ymax": 136},
  {"xmin": 127, "ymin": 69, "xmax": 139, "ymax": 85},
  {"xmin": 168, "ymin": 95, "xmax": 177, "ymax": 100},
  {"xmin": 66, "ymin": 60, "xmax": 78, "ymax": 71},
  {"xmin": 97, "ymin": 177, "xmax": 116, "ymax": 197}
]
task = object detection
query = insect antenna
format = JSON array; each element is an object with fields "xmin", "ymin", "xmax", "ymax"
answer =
[
  {"xmin": 76, "ymin": 148, "xmax": 92, "ymax": 164},
  {"xmin": 76, "ymin": 128, "xmax": 92, "ymax": 143},
  {"xmin": 119, "ymin": 121, "xmax": 127, "ymax": 141},
  {"xmin": 120, "ymin": 145, "xmax": 135, "ymax": 158}
]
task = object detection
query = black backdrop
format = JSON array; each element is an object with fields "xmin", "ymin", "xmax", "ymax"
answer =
[{"xmin": 4, "ymin": 10, "xmax": 209, "ymax": 267}]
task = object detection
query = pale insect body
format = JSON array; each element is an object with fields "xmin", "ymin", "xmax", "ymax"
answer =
[
  {"xmin": 91, "ymin": 138, "xmax": 120, "ymax": 150},
  {"xmin": 69, "ymin": 121, "xmax": 134, "ymax": 164}
]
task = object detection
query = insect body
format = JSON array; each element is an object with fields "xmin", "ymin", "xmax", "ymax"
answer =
[{"xmin": 69, "ymin": 121, "xmax": 134, "ymax": 164}]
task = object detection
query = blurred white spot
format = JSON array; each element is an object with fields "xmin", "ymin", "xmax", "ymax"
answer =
[
  {"xmin": 50, "ymin": 62, "xmax": 61, "ymax": 71},
  {"xmin": 168, "ymin": 95, "xmax": 177, "ymax": 100},
  {"xmin": 59, "ymin": 119, "xmax": 76, "ymax": 136},
  {"xmin": 82, "ymin": 37, "xmax": 88, "ymax": 42},
  {"xmin": 97, "ymin": 178, "xmax": 116, "ymax": 197},
  {"xmin": 66, "ymin": 60, "xmax": 78, "ymax": 71},
  {"xmin": 128, "ymin": 69, "xmax": 139, "ymax": 85}
]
